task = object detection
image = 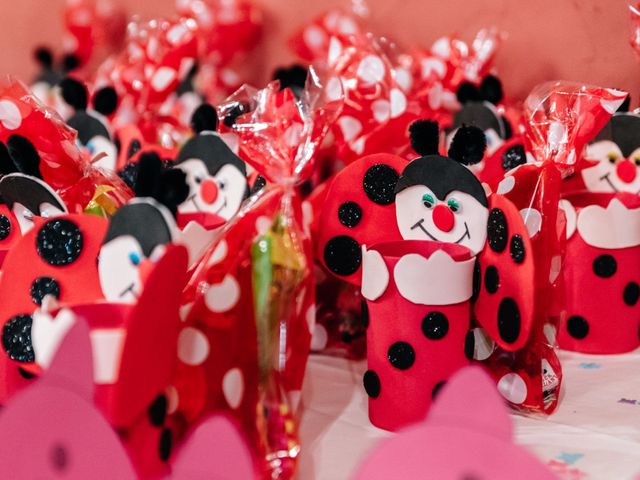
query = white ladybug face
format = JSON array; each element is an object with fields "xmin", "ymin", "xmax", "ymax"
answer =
[
  {"xmin": 583, "ymin": 140, "xmax": 640, "ymax": 194},
  {"xmin": 395, "ymin": 185, "xmax": 489, "ymax": 255},
  {"xmin": 177, "ymin": 159, "xmax": 247, "ymax": 221},
  {"xmin": 98, "ymin": 235, "xmax": 157, "ymax": 304}
]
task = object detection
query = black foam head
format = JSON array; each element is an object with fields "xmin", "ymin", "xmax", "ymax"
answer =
[
  {"xmin": 592, "ymin": 113, "xmax": 640, "ymax": 157},
  {"xmin": 176, "ymin": 134, "xmax": 246, "ymax": 177},
  {"xmin": 395, "ymin": 155, "xmax": 488, "ymax": 207}
]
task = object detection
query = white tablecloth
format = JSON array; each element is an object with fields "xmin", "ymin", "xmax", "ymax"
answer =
[{"xmin": 299, "ymin": 350, "xmax": 640, "ymax": 479}]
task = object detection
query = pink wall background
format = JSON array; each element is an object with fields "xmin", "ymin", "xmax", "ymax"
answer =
[{"xmin": 1, "ymin": 0, "xmax": 638, "ymax": 102}]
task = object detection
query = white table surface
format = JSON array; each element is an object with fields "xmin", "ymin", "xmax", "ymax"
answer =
[{"xmin": 299, "ymin": 350, "xmax": 640, "ymax": 479}]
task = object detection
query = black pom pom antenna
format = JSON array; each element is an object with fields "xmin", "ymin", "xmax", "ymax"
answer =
[
  {"xmin": 456, "ymin": 74, "xmax": 504, "ymax": 106},
  {"xmin": 409, "ymin": 119, "xmax": 486, "ymax": 166}
]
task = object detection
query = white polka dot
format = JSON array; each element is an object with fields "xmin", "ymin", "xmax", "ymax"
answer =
[
  {"xmin": 326, "ymin": 76, "xmax": 343, "ymax": 101},
  {"xmin": 0, "ymin": 100, "xmax": 22, "ymax": 130},
  {"xmin": 167, "ymin": 24, "xmax": 189, "ymax": 45},
  {"xmin": 498, "ymin": 373, "xmax": 528, "ymax": 404},
  {"xmin": 394, "ymin": 68, "xmax": 413, "ymax": 92},
  {"xmin": 481, "ymin": 182, "xmax": 493, "ymax": 196},
  {"xmin": 304, "ymin": 25, "xmax": 326, "ymax": 49},
  {"xmin": 310, "ymin": 323, "xmax": 328, "ymax": 351},
  {"xmin": 338, "ymin": 116, "xmax": 362, "ymax": 142},
  {"xmin": 328, "ymin": 37, "xmax": 343, "ymax": 66},
  {"xmin": 338, "ymin": 17, "xmax": 358, "ymax": 34},
  {"xmin": 421, "ymin": 58, "xmax": 446, "ymax": 79},
  {"xmin": 222, "ymin": 368, "xmax": 244, "ymax": 409},
  {"xmin": 543, "ymin": 323, "xmax": 557, "ymax": 345},
  {"xmin": 151, "ymin": 67, "xmax": 177, "ymax": 92},
  {"xmin": 179, "ymin": 302, "xmax": 193, "ymax": 322},
  {"xmin": 356, "ymin": 55, "xmax": 386, "ymax": 84},
  {"xmin": 372, "ymin": 99, "xmax": 390, "ymax": 123},
  {"xmin": 306, "ymin": 304, "xmax": 316, "ymax": 331},
  {"xmin": 390, "ymin": 89, "xmax": 407, "ymax": 118},
  {"xmin": 472, "ymin": 327, "xmax": 495, "ymax": 361},
  {"xmin": 520, "ymin": 208, "xmax": 542, "ymax": 238},
  {"xmin": 431, "ymin": 38, "xmax": 451, "ymax": 58},
  {"xmin": 351, "ymin": 137, "xmax": 366, "ymax": 154},
  {"xmin": 178, "ymin": 327, "xmax": 210, "ymax": 366},
  {"xmin": 549, "ymin": 255, "xmax": 562, "ymax": 284},
  {"xmin": 166, "ymin": 385, "xmax": 179, "ymax": 414},
  {"xmin": 428, "ymin": 82, "xmax": 443, "ymax": 110},
  {"xmin": 204, "ymin": 275, "xmax": 240, "ymax": 313},
  {"xmin": 208, "ymin": 240, "xmax": 228, "ymax": 266},
  {"xmin": 548, "ymin": 121, "xmax": 567, "ymax": 151},
  {"xmin": 497, "ymin": 175, "xmax": 515, "ymax": 194},
  {"xmin": 255, "ymin": 216, "xmax": 272, "ymax": 235}
]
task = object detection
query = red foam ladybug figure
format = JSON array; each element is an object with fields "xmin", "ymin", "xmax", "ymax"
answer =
[{"xmin": 317, "ymin": 119, "xmax": 535, "ymax": 429}]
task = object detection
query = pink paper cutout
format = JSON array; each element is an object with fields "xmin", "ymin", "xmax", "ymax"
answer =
[{"xmin": 354, "ymin": 366, "xmax": 556, "ymax": 480}]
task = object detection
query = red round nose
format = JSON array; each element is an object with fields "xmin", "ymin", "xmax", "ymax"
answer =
[
  {"xmin": 200, "ymin": 179, "xmax": 219, "ymax": 205},
  {"xmin": 616, "ymin": 159, "xmax": 637, "ymax": 184},
  {"xmin": 432, "ymin": 204, "xmax": 455, "ymax": 232}
]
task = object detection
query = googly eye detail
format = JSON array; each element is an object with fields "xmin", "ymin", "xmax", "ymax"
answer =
[
  {"xmin": 219, "ymin": 180, "xmax": 226, "ymax": 190},
  {"xmin": 129, "ymin": 252, "xmax": 141, "ymax": 266},
  {"xmin": 634, "ymin": 157, "xmax": 640, "ymax": 167},
  {"xmin": 195, "ymin": 176, "xmax": 203, "ymax": 184},
  {"xmin": 447, "ymin": 198, "xmax": 460, "ymax": 213},
  {"xmin": 608, "ymin": 152, "xmax": 618, "ymax": 164},
  {"xmin": 422, "ymin": 193, "xmax": 435, "ymax": 208}
]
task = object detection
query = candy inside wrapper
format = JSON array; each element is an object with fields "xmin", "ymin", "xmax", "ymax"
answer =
[
  {"xmin": 483, "ymin": 82, "xmax": 627, "ymax": 414},
  {"xmin": 175, "ymin": 67, "xmax": 343, "ymax": 478}
]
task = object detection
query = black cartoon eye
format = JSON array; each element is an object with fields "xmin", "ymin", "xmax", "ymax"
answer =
[
  {"xmin": 219, "ymin": 180, "xmax": 226, "ymax": 190},
  {"xmin": 422, "ymin": 193, "xmax": 435, "ymax": 208},
  {"xmin": 634, "ymin": 157, "xmax": 640, "ymax": 167},
  {"xmin": 608, "ymin": 152, "xmax": 618, "ymax": 164},
  {"xmin": 195, "ymin": 176, "xmax": 204, "ymax": 184},
  {"xmin": 447, "ymin": 198, "xmax": 460, "ymax": 213}
]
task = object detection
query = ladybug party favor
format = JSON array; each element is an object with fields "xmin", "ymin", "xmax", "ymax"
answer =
[
  {"xmin": 318, "ymin": 118, "xmax": 536, "ymax": 427},
  {"xmin": 59, "ymin": 77, "xmax": 119, "ymax": 171},
  {"xmin": 354, "ymin": 367, "xmax": 555, "ymax": 480},
  {"xmin": 557, "ymin": 192, "xmax": 640, "ymax": 353},
  {"xmin": 582, "ymin": 109, "xmax": 640, "ymax": 194},
  {"xmin": 0, "ymin": 319, "xmax": 257, "ymax": 479},
  {"xmin": 175, "ymin": 103, "xmax": 249, "ymax": 223}
]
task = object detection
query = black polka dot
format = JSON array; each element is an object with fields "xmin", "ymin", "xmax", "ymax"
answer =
[
  {"xmin": 361, "ymin": 300, "xmax": 369, "ymax": 328},
  {"xmin": 592, "ymin": 254, "xmax": 617, "ymax": 278},
  {"xmin": 387, "ymin": 341, "xmax": 415, "ymax": 370},
  {"xmin": 30, "ymin": 277, "xmax": 61, "ymax": 306},
  {"xmin": 497, "ymin": 298, "xmax": 520, "ymax": 344},
  {"xmin": 36, "ymin": 219, "xmax": 83, "ymax": 267},
  {"xmin": 338, "ymin": 201, "xmax": 363, "ymax": 228},
  {"xmin": 623, "ymin": 282, "xmax": 640, "ymax": 306},
  {"xmin": 363, "ymin": 370, "xmax": 381, "ymax": 398},
  {"xmin": 464, "ymin": 331, "xmax": 475, "ymax": 360},
  {"xmin": 483, "ymin": 265, "xmax": 499, "ymax": 294},
  {"xmin": 363, "ymin": 164, "xmax": 399, "ymax": 205},
  {"xmin": 509, "ymin": 234, "xmax": 525, "ymax": 264},
  {"xmin": 487, "ymin": 208, "xmax": 508, "ymax": 253},
  {"xmin": 567, "ymin": 315, "xmax": 589, "ymax": 339},
  {"xmin": 2, "ymin": 315, "xmax": 34, "ymax": 363},
  {"xmin": 159, "ymin": 429, "xmax": 172, "ymax": 461},
  {"xmin": 471, "ymin": 259, "xmax": 481, "ymax": 302},
  {"xmin": 147, "ymin": 394, "xmax": 167, "ymax": 426},
  {"xmin": 502, "ymin": 144, "xmax": 527, "ymax": 171},
  {"xmin": 50, "ymin": 443, "xmax": 68, "ymax": 472},
  {"xmin": 18, "ymin": 367, "xmax": 36, "ymax": 379},
  {"xmin": 421, "ymin": 311, "xmax": 449, "ymax": 340},
  {"xmin": 323, "ymin": 235, "xmax": 361, "ymax": 276},
  {"xmin": 0, "ymin": 215, "xmax": 11, "ymax": 241},
  {"xmin": 431, "ymin": 381, "xmax": 446, "ymax": 400}
]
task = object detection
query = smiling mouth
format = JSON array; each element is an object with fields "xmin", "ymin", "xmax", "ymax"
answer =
[
  {"xmin": 188, "ymin": 194, "xmax": 227, "ymax": 214},
  {"xmin": 600, "ymin": 172, "xmax": 619, "ymax": 192},
  {"xmin": 119, "ymin": 282, "xmax": 139, "ymax": 299},
  {"xmin": 410, "ymin": 219, "xmax": 471, "ymax": 244}
]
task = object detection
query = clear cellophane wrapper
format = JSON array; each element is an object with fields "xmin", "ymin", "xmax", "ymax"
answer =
[
  {"xmin": 170, "ymin": 68, "xmax": 343, "ymax": 477},
  {"xmin": 484, "ymin": 82, "xmax": 627, "ymax": 414},
  {"xmin": 0, "ymin": 77, "xmax": 131, "ymax": 214}
]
